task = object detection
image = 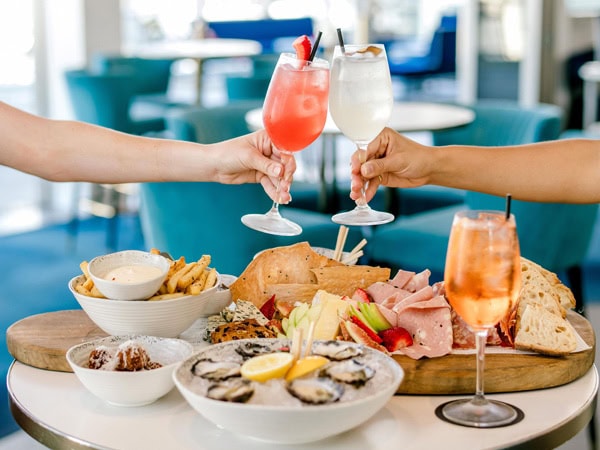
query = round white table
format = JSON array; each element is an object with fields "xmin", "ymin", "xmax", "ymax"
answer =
[
  {"xmin": 7, "ymin": 361, "xmax": 597, "ymax": 449},
  {"xmin": 246, "ymin": 102, "xmax": 476, "ymax": 213},
  {"xmin": 245, "ymin": 101, "xmax": 476, "ymax": 135},
  {"xmin": 127, "ymin": 38, "xmax": 262, "ymax": 104}
]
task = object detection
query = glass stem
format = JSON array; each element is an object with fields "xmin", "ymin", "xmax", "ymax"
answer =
[
  {"xmin": 356, "ymin": 144, "xmax": 369, "ymax": 207},
  {"xmin": 267, "ymin": 151, "xmax": 290, "ymax": 216},
  {"xmin": 473, "ymin": 329, "xmax": 489, "ymax": 405}
]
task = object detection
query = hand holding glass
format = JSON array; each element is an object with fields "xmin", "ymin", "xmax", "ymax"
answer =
[
  {"xmin": 441, "ymin": 210, "xmax": 522, "ymax": 428},
  {"xmin": 328, "ymin": 44, "xmax": 394, "ymax": 226},
  {"xmin": 241, "ymin": 53, "xmax": 329, "ymax": 236}
]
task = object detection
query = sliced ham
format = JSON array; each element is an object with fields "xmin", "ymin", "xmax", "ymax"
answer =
[
  {"xmin": 396, "ymin": 302, "xmax": 453, "ymax": 359},
  {"xmin": 366, "ymin": 281, "xmax": 404, "ymax": 304},
  {"xmin": 391, "ymin": 286, "xmax": 434, "ymax": 314},
  {"xmin": 389, "ymin": 269, "xmax": 415, "ymax": 289},
  {"xmin": 403, "ymin": 269, "xmax": 432, "ymax": 293},
  {"xmin": 375, "ymin": 303, "xmax": 398, "ymax": 327}
]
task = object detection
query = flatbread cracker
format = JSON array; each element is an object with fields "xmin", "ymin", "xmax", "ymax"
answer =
[
  {"xmin": 230, "ymin": 242, "xmax": 342, "ymax": 308},
  {"xmin": 312, "ymin": 265, "xmax": 391, "ymax": 297},
  {"xmin": 265, "ymin": 284, "xmax": 320, "ymax": 304}
]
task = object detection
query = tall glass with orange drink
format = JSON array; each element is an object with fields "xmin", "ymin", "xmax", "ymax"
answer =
[
  {"xmin": 242, "ymin": 50, "xmax": 329, "ymax": 236},
  {"xmin": 441, "ymin": 210, "xmax": 522, "ymax": 428}
]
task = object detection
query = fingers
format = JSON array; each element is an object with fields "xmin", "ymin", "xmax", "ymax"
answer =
[{"xmin": 260, "ymin": 176, "xmax": 292, "ymax": 204}]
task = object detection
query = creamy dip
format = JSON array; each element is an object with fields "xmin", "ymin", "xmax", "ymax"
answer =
[{"xmin": 104, "ymin": 265, "xmax": 163, "ymax": 284}]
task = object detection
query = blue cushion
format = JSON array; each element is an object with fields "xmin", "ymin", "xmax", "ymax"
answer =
[
  {"xmin": 368, "ymin": 205, "xmax": 462, "ymax": 279},
  {"xmin": 139, "ymin": 182, "xmax": 363, "ymax": 276}
]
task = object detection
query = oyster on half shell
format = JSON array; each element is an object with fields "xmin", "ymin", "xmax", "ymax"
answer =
[
  {"xmin": 321, "ymin": 359, "xmax": 375, "ymax": 387},
  {"xmin": 287, "ymin": 377, "xmax": 344, "ymax": 405},
  {"xmin": 192, "ymin": 359, "xmax": 241, "ymax": 381}
]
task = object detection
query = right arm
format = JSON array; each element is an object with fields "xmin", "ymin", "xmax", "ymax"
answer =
[{"xmin": 350, "ymin": 128, "xmax": 600, "ymax": 204}]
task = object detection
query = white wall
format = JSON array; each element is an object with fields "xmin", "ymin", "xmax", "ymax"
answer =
[{"xmin": 36, "ymin": 0, "xmax": 122, "ymax": 119}]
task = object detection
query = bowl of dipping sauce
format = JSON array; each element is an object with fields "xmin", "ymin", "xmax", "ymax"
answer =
[{"xmin": 88, "ymin": 250, "xmax": 170, "ymax": 300}]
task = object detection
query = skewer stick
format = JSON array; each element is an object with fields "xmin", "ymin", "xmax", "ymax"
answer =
[
  {"xmin": 291, "ymin": 327, "xmax": 303, "ymax": 362},
  {"xmin": 302, "ymin": 321, "xmax": 316, "ymax": 358},
  {"xmin": 342, "ymin": 250, "xmax": 363, "ymax": 265},
  {"xmin": 333, "ymin": 225, "xmax": 349, "ymax": 261},
  {"xmin": 349, "ymin": 238, "xmax": 367, "ymax": 257}
]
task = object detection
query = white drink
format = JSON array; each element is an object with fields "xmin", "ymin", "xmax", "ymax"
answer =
[{"xmin": 329, "ymin": 45, "xmax": 393, "ymax": 145}]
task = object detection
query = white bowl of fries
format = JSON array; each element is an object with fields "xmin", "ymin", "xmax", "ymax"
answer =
[
  {"xmin": 70, "ymin": 274, "xmax": 220, "ymax": 337},
  {"xmin": 70, "ymin": 252, "xmax": 222, "ymax": 337},
  {"xmin": 87, "ymin": 250, "xmax": 171, "ymax": 301}
]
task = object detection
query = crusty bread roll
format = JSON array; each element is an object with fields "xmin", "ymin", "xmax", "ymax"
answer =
[
  {"xmin": 513, "ymin": 258, "xmax": 578, "ymax": 356},
  {"xmin": 514, "ymin": 303, "xmax": 577, "ymax": 356},
  {"xmin": 520, "ymin": 257, "xmax": 576, "ymax": 311}
]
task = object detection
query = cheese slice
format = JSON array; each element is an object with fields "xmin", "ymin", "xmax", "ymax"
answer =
[{"xmin": 312, "ymin": 290, "xmax": 349, "ymax": 340}]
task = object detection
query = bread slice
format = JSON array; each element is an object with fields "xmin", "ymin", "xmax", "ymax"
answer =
[
  {"xmin": 520, "ymin": 257, "xmax": 576, "ymax": 311},
  {"xmin": 514, "ymin": 303, "xmax": 577, "ymax": 356},
  {"xmin": 518, "ymin": 259, "xmax": 565, "ymax": 318}
]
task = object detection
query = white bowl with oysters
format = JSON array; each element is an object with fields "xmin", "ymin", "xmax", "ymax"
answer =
[{"xmin": 173, "ymin": 338, "xmax": 404, "ymax": 444}]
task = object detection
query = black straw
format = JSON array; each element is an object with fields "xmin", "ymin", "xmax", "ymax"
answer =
[
  {"xmin": 308, "ymin": 31, "xmax": 323, "ymax": 62},
  {"xmin": 505, "ymin": 194, "xmax": 512, "ymax": 220},
  {"xmin": 336, "ymin": 28, "xmax": 345, "ymax": 53}
]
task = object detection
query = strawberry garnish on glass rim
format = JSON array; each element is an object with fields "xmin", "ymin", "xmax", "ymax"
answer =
[{"xmin": 293, "ymin": 35, "xmax": 312, "ymax": 63}]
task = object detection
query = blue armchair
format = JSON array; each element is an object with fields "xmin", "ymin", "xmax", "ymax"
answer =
[
  {"xmin": 64, "ymin": 69, "xmax": 165, "ymax": 135},
  {"xmin": 386, "ymin": 14, "xmax": 456, "ymax": 95},
  {"xmin": 367, "ymin": 101, "xmax": 598, "ymax": 313},
  {"xmin": 206, "ymin": 17, "xmax": 314, "ymax": 54}
]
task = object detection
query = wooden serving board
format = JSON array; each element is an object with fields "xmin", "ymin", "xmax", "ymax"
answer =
[
  {"xmin": 393, "ymin": 310, "xmax": 595, "ymax": 394},
  {"xmin": 6, "ymin": 310, "xmax": 595, "ymax": 394},
  {"xmin": 6, "ymin": 310, "xmax": 108, "ymax": 372}
]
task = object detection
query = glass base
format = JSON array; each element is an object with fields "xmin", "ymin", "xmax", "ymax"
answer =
[
  {"xmin": 441, "ymin": 397, "xmax": 519, "ymax": 428},
  {"xmin": 241, "ymin": 212, "xmax": 302, "ymax": 236},
  {"xmin": 332, "ymin": 205, "xmax": 394, "ymax": 226}
]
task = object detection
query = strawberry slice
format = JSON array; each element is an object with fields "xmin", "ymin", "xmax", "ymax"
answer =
[
  {"xmin": 292, "ymin": 35, "xmax": 312, "ymax": 62},
  {"xmin": 352, "ymin": 287, "xmax": 371, "ymax": 303},
  {"xmin": 379, "ymin": 326, "xmax": 413, "ymax": 352},
  {"xmin": 350, "ymin": 315, "xmax": 383, "ymax": 343},
  {"xmin": 260, "ymin": 294, "xmax": 277, "ymax": 320}
]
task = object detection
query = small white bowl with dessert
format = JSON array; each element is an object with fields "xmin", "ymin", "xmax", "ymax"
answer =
[{"xmin": 67, "ymin": 335, "xmax": 193, "ymax": 407}]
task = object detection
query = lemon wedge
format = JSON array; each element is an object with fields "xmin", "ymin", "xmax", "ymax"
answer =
[
  {"xmin": 240, "ymin": 352, "xmax": 294, "ymax": 383},
  {"xmin": 285, "ymin": 355, "xmax": 329, "ymax": 382}
]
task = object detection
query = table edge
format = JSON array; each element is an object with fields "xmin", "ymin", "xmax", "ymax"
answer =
[{"xmin": 7, "ymin": 361, "xmax": 598, "ymax": 450}]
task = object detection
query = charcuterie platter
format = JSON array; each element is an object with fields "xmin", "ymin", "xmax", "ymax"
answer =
[
  {"xmin": 6, "ymin": 308, "xmax": 593, "ymax": 395},
  {"xmin": 6, "ymin": 242, "xmax": 596, "ymax": 395}
]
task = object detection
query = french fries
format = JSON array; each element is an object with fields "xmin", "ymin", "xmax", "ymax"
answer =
[{"xmin": 75, "ymin": 249, "xmax": 218, "ymax": 301}]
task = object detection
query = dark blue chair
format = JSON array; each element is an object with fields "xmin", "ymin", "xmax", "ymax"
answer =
[
  {"xmin": 139, "ymin": 102, "xmax": 362, "ymax": 275},
  {"xmin": 367, "ymin": 101, "xmax": 598, "ymax": 315},
  {"xmin": 206, "ymin": 17, "xmax": 314, "ymax": 54},
  {"xmin": 386, "ymin": 14, "xmax": 456, "ymax": 93}
]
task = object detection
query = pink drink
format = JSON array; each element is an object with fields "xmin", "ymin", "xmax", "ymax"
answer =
[{"xmin": 262, "ymin": 54, "xmax": 329, "ymax": 153}]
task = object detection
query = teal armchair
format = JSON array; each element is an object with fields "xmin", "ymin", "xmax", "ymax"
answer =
[{"xmin": 140, "ymin": 102, "xmax": 362, "ymax": 276}]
